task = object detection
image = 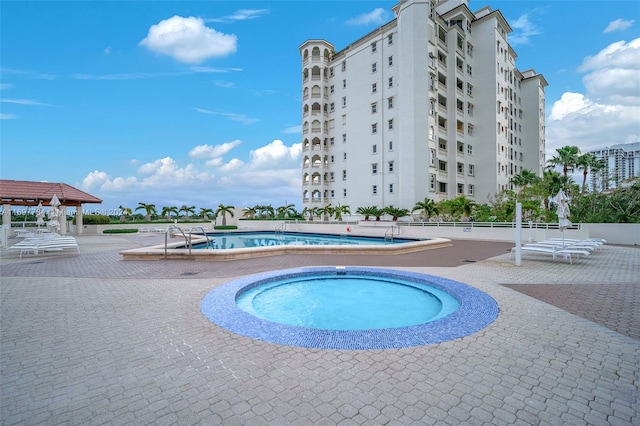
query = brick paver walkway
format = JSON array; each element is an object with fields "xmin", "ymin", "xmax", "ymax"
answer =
[{"xmin": 1, "ymin": 233, "xmax": 638, "ymax": 425}]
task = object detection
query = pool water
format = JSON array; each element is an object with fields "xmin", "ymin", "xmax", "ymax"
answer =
[
  {"xmin": 236, "ymin": 275, "xmax": 460, "ymax": 330},
  {"xmin": 196, "ymin": 231, "xmax": 417, "ymax": 249}
]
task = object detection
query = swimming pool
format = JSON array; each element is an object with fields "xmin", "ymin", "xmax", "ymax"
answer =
[
  {"xmin": 196, "ymin": 231, "xmax": 417, "ymax": 250},
  {"xmin": 201, "ymin": 267, "xmax": 499, "ymax": 350},
  {"xmin": 119, "ymin": 230, "xmax": 452, "ymax": 260}
]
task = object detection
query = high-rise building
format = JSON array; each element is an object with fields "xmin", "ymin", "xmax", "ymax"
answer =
[
  {"xmin": 299, "ymin": 0, "xmax": 547, "ymax": 214},
  {"xmin": 588, "ymin": 143, "xmax": 640, "ymax": 191}
]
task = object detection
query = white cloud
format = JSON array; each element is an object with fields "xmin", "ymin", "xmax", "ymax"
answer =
[
  {"xmin": 508, "ymin": 11, "xmax": 542, "ymax": 46},
  {"xmin": 104, "ymin": 46, "xmax": 111, "ymax": 55},
  {"xmin": 0, "ymin": 84, "xmax": 15, "ymax": 90},
  {"xmin": 207, "ymin": 9, "xmax": 269, "ymax": 23},
  {"xmin": 139, "ymin": 16, "xmax": 237, "ymax": 64},
  {"xmin": 80, "ymin": 139, "xmax": 304, "ymax": 211},
  {"xmin": 1, "ymin": 98, "xmax": 53, "ymax": 106},
  {"xmin": 547, "ymin": 38, "xmax": 640, "ymax": 153},
  {"xmin": 282, "ymin": 125, "xmax": 302, "ymax": 134},
  {"xmin": 193, "ymin": 107, "xmax": 258, "ymax": 124},
  {"xmin": 189, "ymin": 140, "xmax": 242, "ymax": 159},
  {"xmin": 346, "ymin": 8, "xmax": 388, "ymax": 26},
  {"xmin": 248, "ymin": 140, "xmax": 301, "ymax": 169},
  {"xmin": 0, "ymin": 113, "xmax": 17, "ymax": 120},
  {"xmin": 604, "ymin": 18, "xmax": 634, "ymax": 33}
]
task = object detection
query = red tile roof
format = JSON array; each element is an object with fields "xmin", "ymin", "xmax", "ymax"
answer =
[{"xmin": 0, "ymin": 179, "xmax": 102, "ymax": 206}]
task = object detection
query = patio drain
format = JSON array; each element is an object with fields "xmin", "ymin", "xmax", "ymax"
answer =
[
  {"xmin": 462, "ymin": 259, "xmax": 477, "ymax": 263},
  {"xmin": 24, "ymin": 261, "xmax": 46, "ymax": 265},
  {"xmin": 181, "ymin": 271, "xmax": 199, "ymax": 276}
]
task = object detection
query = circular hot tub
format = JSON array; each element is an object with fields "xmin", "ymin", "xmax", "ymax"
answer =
[{"xmin": 201, "ymin": 267, "xmax": 499, "ymax": 350}]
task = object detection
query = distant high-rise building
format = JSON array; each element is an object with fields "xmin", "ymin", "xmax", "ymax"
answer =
[
  {"xmin": 588, "ymin": 142, "xmax": 640, "ymax": 191},
  {"xmin": 299, "ymin": 0, "xmax": 547, "ymax": 214}
]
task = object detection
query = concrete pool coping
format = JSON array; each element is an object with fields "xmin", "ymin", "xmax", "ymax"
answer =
[{"xmin": 119, "ymin": 233, "xmax": 452, "ymax": 260}]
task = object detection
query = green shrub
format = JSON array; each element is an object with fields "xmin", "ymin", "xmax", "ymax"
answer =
[
  {"xmin": 103, "ymin": 229, "xmax": 139, "ymax": 234},
  {"xmin": 80, "ymin": 214, "xmax": 111, "ymax": 225},
  {"xmin": 214, "ymin": 225, "xmax": 237, "ymax": 230}
]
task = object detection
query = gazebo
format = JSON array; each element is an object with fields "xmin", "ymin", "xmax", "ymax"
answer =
[{"xmin": 0, "ymin": 179, "xmax": 103, "ymax": 235}]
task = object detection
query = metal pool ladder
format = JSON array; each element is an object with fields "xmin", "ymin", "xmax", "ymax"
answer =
[
  {"xmin": 164, "ymin": 225, "xmax": 214, "ymax": 258},
  {"xmin": 384, "ymin": 225, "xmax": 402, "ymax": 241}
]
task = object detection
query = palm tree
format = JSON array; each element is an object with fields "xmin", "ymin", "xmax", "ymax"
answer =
[
  {"xmin": 199, "ymin": 208, "xmax": 214, "ymax": 220},
  {"xmin": 302, "ymin": 206, "xmax": 317, "ymax": 221},
  {"xmin": 576, "ymin": 153, "xmax": 606, "ymax": 193},
  {"xmin": 547, "ymin": 145, "xmax": 580, "ymax": 179},
  {"xmin": 510, "ymin": 169, "xmax": 540, "ymax": 192},
  {"xmin": 161, "ymin": 206, "xmax": 179, "ymax": 221},
  {"xmin": 215, "ymin": 204, "xmax": 235, "ymax": 226},
  {"xmin": 534, "ymin": 170, "xmax": 564, "ymax": 211},
  {"xmin": 136, "ymin": 202, "xmax": 156, "ymax": 222},
  {"xmin": 261, "ymin": 205, "xmax": 275, "ymax": 219},
  {"xmin": 318, "ymin": 204, "xmax": 334, "ymax": 221},
  {"xmin": 179, "ymin": 205, "xmax": 196, "ymax": 221},
  {"xmin": 356, "ymin": 206, "xmax": 378, "ymax": 221},
  {"xmin": 332, "ymin": 204, "xmax": 351, "ymax": 221},
  {"xmin": 242, "ymin": 206, "xmax": 257, "ymax": 219},
  {"xmin": 276, "ymin": 203, "xmax": 297, "ymax": 218},
  {"xmin": 383, "ymin": 206, "xmax": 410, "ymax": 221},
  {"xmin": 412, "ymin": 198, "xmax": 439, "ymax": 221},
  {"xmin": 452, "ymin": 195, "xmax": 476, "ymax": 221},
  {"xmin": 118, "ymin": 205, "xmax": 132, "ymax": 222}
]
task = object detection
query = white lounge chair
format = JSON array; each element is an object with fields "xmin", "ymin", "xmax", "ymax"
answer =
[
  {"xmin": 525, "ymin": 242, "xmax": 597, "ymax": 252},
  {"xmin": 8, "ymin": 236, "xmax": 79, "ymax": 258},
  {"xmin": 512, "ymin": 245, "xmax": 591, "ymax": 264}
]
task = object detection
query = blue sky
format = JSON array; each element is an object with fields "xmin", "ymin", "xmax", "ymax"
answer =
[{"xmin": 1, "ymin": 1, "xmax": 639, "ymax": 213}]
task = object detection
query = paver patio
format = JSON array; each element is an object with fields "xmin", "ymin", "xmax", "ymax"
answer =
[{"xmin": 1, "ymin": 232, "xmax": 638, "ymax": 425}]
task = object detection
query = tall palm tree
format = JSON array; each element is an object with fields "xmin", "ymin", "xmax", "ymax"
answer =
[
  {"xmin": 302, "ymin": 206, "xmax": 317, "ymax": 221},
  {"xmin": 215, "ymin": 204, "xmax": 235, "ymax": 226},
  {"xmin": 452, "ymin": 195, "xmax": 476, "ymax": 221},
  {"xmin": 179, "ymin": 205, "xmax": 196, "ymax": 221},
  {"xmin": 276, "ymin": 203, "xmax": 297, "ymax": 218},
  {"xmin": 332, "ymin": 204, "xmax": 351, "ymax": 221},
  {"xmin": 161, "ymin": 206, "xmax": 179, "ymax": 221},
  {"xmin": 136, "ymin": 202, "xmax": 156, "ymax": 222},
  {"xmin": 535, "ymin": 170, "xmax": 564, "ymax": 211},
  {"xmin": 547, "ymin": 145, "xmax": 580, "ymax": 179},
  {"xmin": 576, "ymin": 153, "xmax": 606, "ymax": 193},
  {"xmin": 412, "ymin": 198, "xmax": 439, "ymax": 221}
]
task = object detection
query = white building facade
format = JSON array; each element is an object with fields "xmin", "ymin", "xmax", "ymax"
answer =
[
  {"xmin": 588, "ymin": 142, "xmax": 640, "ymax": 191},
  {"xmin": 299, "ymin": 0, "xmax": 547, "ymax": 213}
]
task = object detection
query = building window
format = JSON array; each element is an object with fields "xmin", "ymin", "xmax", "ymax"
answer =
[
  {"xmin": 330, "ymin": 102, "xmax": 335, "ymax": 112},
  {"xmin": 388, "ymin": 56, "xmax": 393, "ymax": 66},
  {"xmin": 342, "ymin": 133, "xmax": 347, "ymax": 143},
  {"xmin": 467, "ymin": 103, "xmax": 474, "ymax": 116},
  {"xmin": 330, "ymin": 85, "xmax": 334, "ymax": 94},
  {"xmin": 343, "ymin": 79, "xmax": 346, "ymax": 88},
  {"xmin": 371, "ymin": 42, "xmax": 377, "ymax": 53},
  {"xmin": 330, "ymin": 68, "xmax": 334, "ymax": 77},
  {"xmin": 388, "ymin": 119, "xmax": 393, "ymax": 130},
  {"xmin": 372, "ymin": 83, "xmax": 377, "ymax": 93},
  {"xmin": 389, "ymin": 183, "xmax": 394, "ymax": 194},
  {"xmin": 342, "ymin": 170, "xmax": 347, "ymax": 180},
  {"xmin": 468, "ymin": 184, "xmax": 474, "ymax": 195},
  {"xmin": 372, "ymin": 123, "xmax": 377, "ymax": 134},
  {"xmin": 388, "ymin": 141, "xmax": 393, "ymax": 150},
  {"xmin": 372, "ymin": 185, "xmax": 378, "ymax": 195},
  {"xmin": 388, "ymin": 161, "xmax": 394, "ymax": 172},
  {"xmin": 457, "ymin": 163, "xmax": 464, "ymax": 173},
  {"xmin": 343, "ymin": 189, "xmax": 347, "ymax": 197},
  {"xmin": 388, "ymin": 97, "xmax": 394, "ymax": 109},
  {"xmin": 371, "ymin": 102, "xmax": 377, "ymax": 114},
  {"xmin": 388, "ymin": 77, "xmax": 393, "ymax": 87},
  {"xmin": 343, "ymin": 152, "xmax": 347, "ymax": 160},
  {"xmin": 468, "ymin": 164, "xmax": 474, "ymax": 176},
  {"xmin": 430, "ymin": 174, "xmax": 436, "ymax": 191},
  {"xmin": 467, "ymin": 124, "xmax": 474, "ymax": 136},
  {"xmin": 330, "ymin": 190, "xmax": 335, "ymax": 197},
  {"xmin": 341, "ymin": 61, "xmax": 346, "ymax": 71},
  {"xmin": 372, "ymin": 163, "xmax": 378, "ymax": 174},
  {"xmin": 342, "ymin": 97, "xmax": 346, "ymax": 107},
  {"xmin": 430, "ymin": 149, "xmax": 436, "ymax": 166},
  {"xmin": 438, "ymin": 182, "xmax": 447, "ymax": 193},
  {"xmin": 457, "ymin": 183, "xmax": 464, "ymax": 194},
  {"xmin": 439, "ymin": 160, "xmax": 447, "ymax": 171},
  {"xmin": 329, "ymin": 172, "xmax": 334, "ymax": 181},
  {"xmin": 467, "ymin": 144, "xmax": 473, "ymax": 155},
  {"xmin": 388, "ymin": 34, "xmax": 393, "ymax": 45},
  {"xmin": 466, "ymin": 64, "xmax": 472, "ymax": 76},
  {"xmin": 330, "ymin": 155, "xmax": 335, "ymax": 163},
  {"xmin": 330, "ymin": 137, "xmax": 335, "ymax": 145},
  {"xmin": 372, "ymin": 63, "xmax": 377, "ymax": 73},
  {"xmin": 467, "ymin": 83, "xmax": 473, "ymax": 96},
  {"xmin": 372, "ymin": 144, "xmax": 377, "ymax": 154}
]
